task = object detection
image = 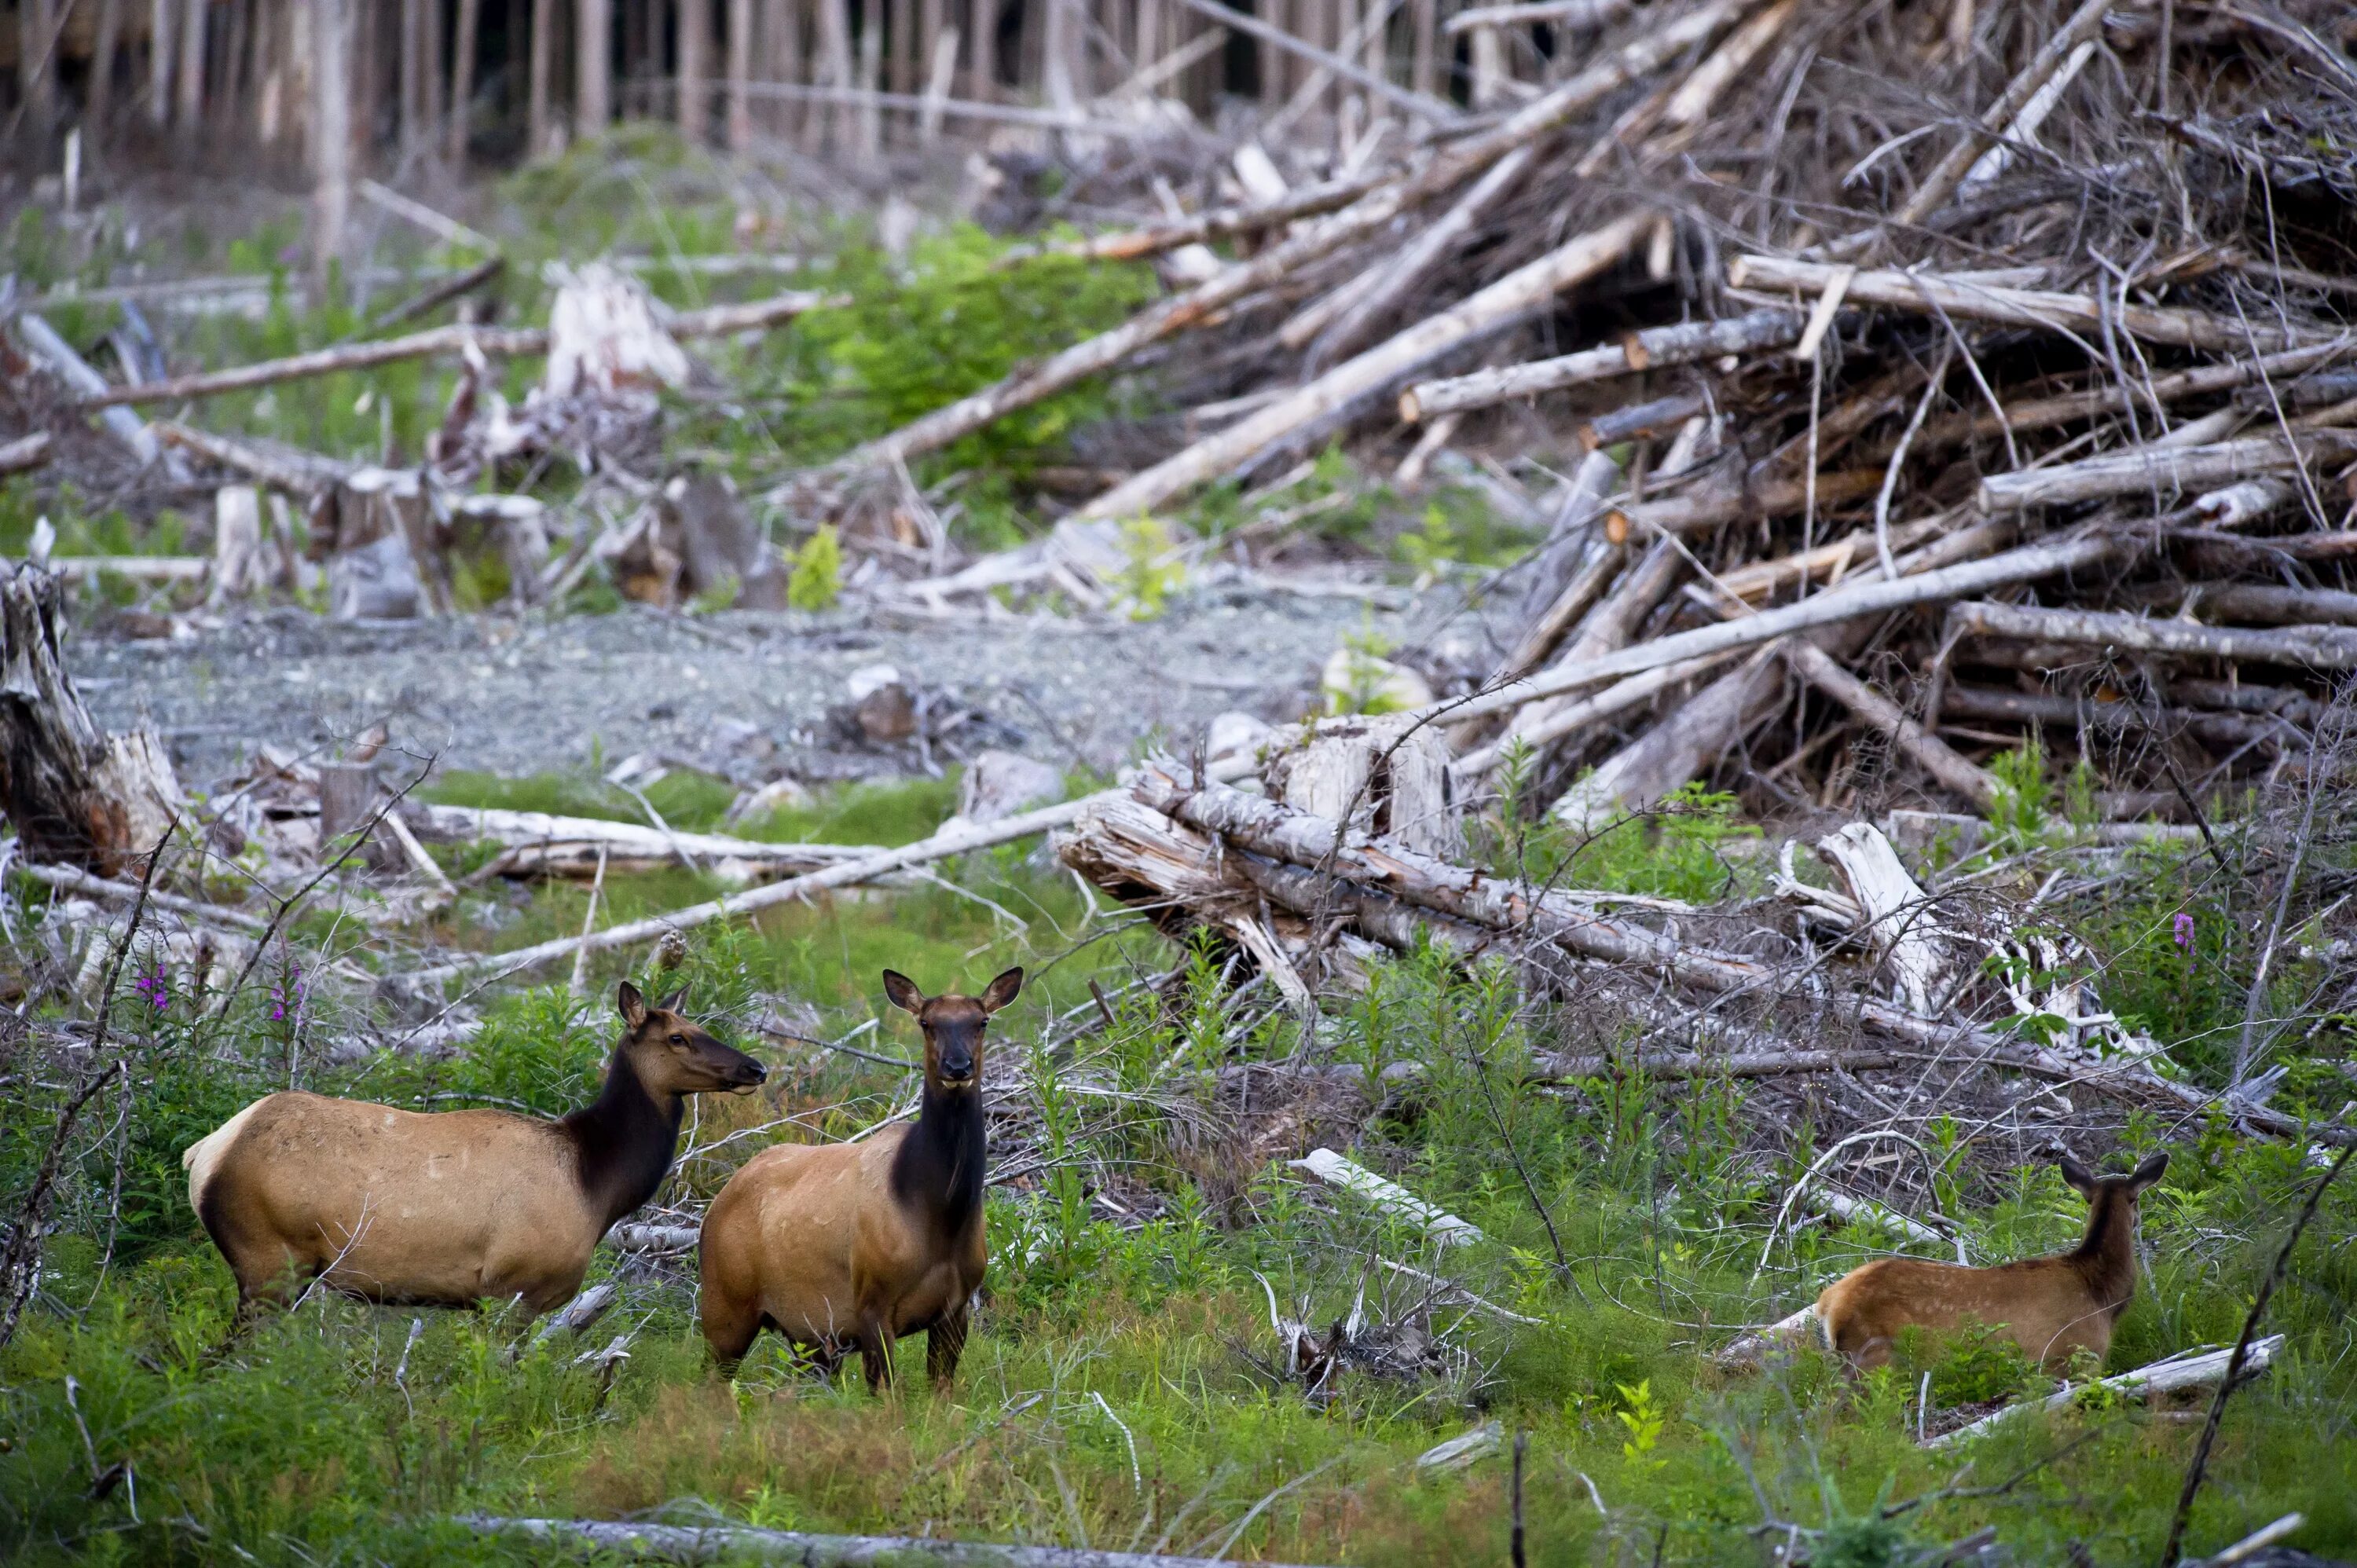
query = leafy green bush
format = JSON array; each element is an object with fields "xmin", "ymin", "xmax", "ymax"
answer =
[{"xmin": 786, "ymin": 524, "xmax": 843, "ymax": 610}]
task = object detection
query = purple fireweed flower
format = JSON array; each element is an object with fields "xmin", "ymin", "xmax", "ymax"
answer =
[
  {"xmin": 270, "ymin": 964, "xmax": 306, "ymax": 1023},
  {"xmin": 132, "ymin": 961, "xmax": 170, "ymax": 1011},
  {"xmin": 2172, "ymin": 913, "xmax": 2196, "ymax": 953}
]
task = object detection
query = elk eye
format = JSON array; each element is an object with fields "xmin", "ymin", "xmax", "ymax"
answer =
[{"xmin": 668, "ymin": 1033, "xmax": 686, "ymax": 1046}]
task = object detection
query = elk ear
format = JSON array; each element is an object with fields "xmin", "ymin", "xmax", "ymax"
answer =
[
  {"xmin": 882, "ymin": 970, "xmax": 926, "ymax": 1015},
  {"xmin": 980, "ymin": 966, "xmax": 1025, "ymax": 1015},
  {"xmin": 659, "ymin": 986, "xmax": 689, "ymax": 1015},
  {"xmin": 2128, "ymin": 1152, "xmax": 2170, "ymax": 1193},
  {"xmin": 2057, "ymin": 1155, "xmax": 2097, "ymax": 1196},
  {"xmin": 618, "ymin": 981, "xmax": 648, "ymax": 1029}
]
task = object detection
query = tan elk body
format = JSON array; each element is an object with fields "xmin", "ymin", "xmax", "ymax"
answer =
[
  {"xmin": 184, "ymin": 984, "xmax": 764, "ymax": 1321},
  {"xmin": 699, "ymin": 967, "xmax": 1020, "ymax": 1390},
  {"xmin": 1736, "ymin": 1153, "xmax": 2168, "ymax": 1372}
]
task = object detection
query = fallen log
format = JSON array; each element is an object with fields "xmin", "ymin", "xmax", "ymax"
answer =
[
  {"xmin": 1925, "ymin": 1336, "xmax": 2286, "ymax": 1449},
  {"xmin": 1921, "ymin": 341, "xmax": 2357, "ymax": 450},
  {"xmin": 1431, "ymin": 527, "xmax": 2131, "ymax": 730},
  {"xmin": 1073, "ymin": 211, "xmax": 1657, "ymax": 524},
  {"xmin": 1728, "ymin": 255, "xmax": 2327, "ymax": 355},
  {"xmin": 419, "ymin": 804, "xmax": 882, "ymax": 877},
  {"xmin": 1581, "ymin": 391, "xmax": 1708, "ymax": 452},
  {"xmin": 1978, "ymin": 433, "xmax": 2357, "ymax": 511},
  {"xmin": 409, "ymin": 753, "xmax": 1258, "ymax": 986},
  {"xmin": 9, "ymin": 859, "xmax": 270, "ymax": 933},
  {"xmin": 0, "ymin": 433, "xmax": 52, "ymax": 476},
  {"xmin": 1530, "ymin": 1046, "xmax": 1897, "ymax": 1082},
  {"xmin": 1493, "ymin": 449, "xmax": 1622, "ymax": 677},
  {"xmin": 459, "ymin": 1515, "xmax": 1340, "ymax": 1568},
  {"xmin": 2186, "ymin": 582, "xmax": 2357, "ymax": 629},
  {"xmin": 15, "ymin": 313, "xmax": 164, "ymax": 465},
  {"xmin": 81, "ymin": 289, "xmax": 838, "ymax": 410},
  {"xmin": 1550, "ymin": 647, "xmax": 1786, "ymax": 826},
  {"xmin": 1611, "ymin": 468, "xmax": 1886, "ymax": 540},
  {"xmin": 1948, "ymin": 603, "xmax": 2357, "ymax": 671},
  {"xmin": 1399, "ymin": 308, "xmax": 1804, "ymax": 423},
  {"xmin": 1289, "ymin": 1148, "xmax": 1483, "ymax": 1245},
  {"xmin": 797, "ymin": 0, "xmax": 1762, "ymax": 486}
]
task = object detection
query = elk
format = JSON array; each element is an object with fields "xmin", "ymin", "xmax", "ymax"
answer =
[
  {"xmin": 185, "ymin": 982, "xmax": 764, "ymax": 1324},
  {"xmin": 1725, "ymin": 1152, "xmax": 2168, "ymax": 1372},
  {"xmin": 698, "ymin": 965, "xmax": 1021, "ymax": 1391}
]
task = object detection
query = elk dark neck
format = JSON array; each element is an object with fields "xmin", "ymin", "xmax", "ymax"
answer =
[
  {"xmin": 2069, "ymin": 1193, "xmax": 2138, "ymax": 1312},
  {"xmin": 890, "ymin": 1077, "xmax": 986, "ymax": 1240},
  {"xmin": 562, "ymin": 1048, "xmax": 687, "ymax": 1229}
]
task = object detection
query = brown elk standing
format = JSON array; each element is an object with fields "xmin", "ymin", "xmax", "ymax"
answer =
[
  {"xmin": 184, "ymin": 983, "xmax": 764, "ymax": 1326},
  {"xmin": 698, "ymin": 966, "xmax": 1020, "ymax": 1391},
  {"xmin": 1728, "ymin": 1153, "xmax": 2168, "ymax": 1372}
]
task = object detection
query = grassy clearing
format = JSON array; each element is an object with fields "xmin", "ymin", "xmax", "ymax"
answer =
[{"xmin": 5, "ymin": 771, "xmax": 2357, "ymax": 1565}]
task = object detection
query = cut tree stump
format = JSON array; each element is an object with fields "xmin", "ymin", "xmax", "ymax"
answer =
[
  {"xmin": 0, "ymin": 564, "xmax": 184, "ymax": 874},
  {"xmin": 1266, "ymin": 712, "xmax": 1462, "ymax": 860}
]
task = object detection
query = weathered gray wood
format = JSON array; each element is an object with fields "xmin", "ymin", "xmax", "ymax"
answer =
[
  {"xmin": 460, "ymin": 1515, "xmax": 1340, "ymax": 1567},
  {"xmin": 0, "ymin": 434, "xmax": 53, "ymax": 475},
  {"xmin": 1937, "ymin": 686, "xmax": 2304, "ymax": 749},
  {"xmin": 1729, "ymin": 255, "xmax": 2326, "ymax": 354},
  {"xmin": 1402, "ymin": 309, "xmax": 1805, "ymax": 422},
  {"xmin": 1550, "ymin": 648, "xmax": 1784, "ymax": 826},
  {"xmin": 1978, "ymin": 434, "xmax": 2357, "ymax": 511},
  {"xmin": 1074, "ymin": 213, "xmax": 1655, "ymax": 524},
  {"xmin": 1494, "ymin": 449, "xmax": 1622, "ymax": 676},
  {"xmin": 1947, "ymin": 602, "xmax": 2357, "ymax": 670}
]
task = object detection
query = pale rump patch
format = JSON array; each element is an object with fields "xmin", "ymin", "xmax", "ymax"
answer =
[{"xmin": 183, "ymin": 1097, "xmax": 269, "ymax": 1217}]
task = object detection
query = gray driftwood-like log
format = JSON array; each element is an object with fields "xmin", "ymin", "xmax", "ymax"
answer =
[
  {"xmin": 1611, "ymin": 467, "xmax": 1885, "ymax": 540},
  {"xmin": 1003, "ymin": 175, "xmax": 1384, "ymax": 266},
  {"xmin": 1399, "ymin": 308, "xmax": 1804, "ymax": 422},
  {"xmin": 0, "ymin": 565, "xmax": 183, "ymax": 876},
  {"xmin": 1494, "ymin": 449, "xmax": 1622, "ymax": 676},
  {"xmin": 1948, "ymin": 602, "xmax": 2357, "ymax": 670},
  {"xmin": 82, "ymin": 290, "xmax": 836, "ymax": 410},
  {"xmin": 1728, "ymin": 255, "xmax": 2326, "ymax": 354},
  {"xmin": 1076, "ymin": 211, "xmax": 1655, "ymax": 524},
  {"xmin": 1978, "ymin": 433, "xmax": 2357, "ymax": 511},
  {"xmin": 2187, "ymin": 583, "xmax": 2357, "ymax": 628},
  {"xmin": 1530, "ymin": 1046, "xmax": 1898, "ymax": 1082},
  {"xmin": 1581, "ymin": 391, "xmax": 1709, "ymax": 451},
  {"xmin": 1550, "ymin": 647, "xmax": 1786, "ymax": 826},
  {"xmin": 458, "ymin": 1515, "xmax": 1340, "ymax": 1568}
]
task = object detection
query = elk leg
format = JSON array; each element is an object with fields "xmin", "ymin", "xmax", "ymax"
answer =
[
  {"xmin": 700, "ymin": 1287, "xmax": 764, "ymax": 1378},
  {"xmin": 927, "ymin": 1304, "xmax": 969, "ymax": 1389},
  {"xmin": 856, "ymin": 1320, "xmax": 896, "ymax": 1394}
]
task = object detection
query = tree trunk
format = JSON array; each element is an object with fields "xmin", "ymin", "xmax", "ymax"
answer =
[
  {"xmin": 0, "ymin": 566, "xmax": 184, "ymax": 877},
  {"xmin": 451, "ymin": 0, "xmax": 484, "ymax": 163},
  {"xmin": 768, "ymin": 0, "xmax": 801, "ymax": 140},
  {"xmin": 148, "ymin": 0, "xmax": 174, "ymax": 125},
  {"xmin": 679, "ymin": 0, "xmax": 711, "ymax": 140},
  {"xmin": 175, "ymin": 0, "xmax": 206, "ymax": 127},
  {"xmin": 815, "ymin": 0, "xmax": 852, "ymax": 149},
  {"xmin": 312, "ymin": 0, "xmax": 353, "ymax": 295},
  {"xmin": 530, "ymin": 0, "xmax": 555, "ymax": 151},
  {"xmin": 577, "ymin": 0, "xmax": 611, "ymax": 130},
  {"xmin": 726, "ymin": 0, "xmax": 753, "ymax": 148}
]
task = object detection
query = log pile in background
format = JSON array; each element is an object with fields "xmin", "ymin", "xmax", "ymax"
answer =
[{"xmin": 790, "ymin": 0, "xmax": 2357, "ymax": 834}]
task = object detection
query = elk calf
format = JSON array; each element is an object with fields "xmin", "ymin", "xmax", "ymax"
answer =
[
  {"xmin": 1730, "ymin": 1153, "xmax": 2168, "ymax": 1372},
  {"xmin": 185, "ymin": 983, "xmax": 764, "ymax": 1323},
  {"xmin": 699, "ymin": 966, "xmax": 1021, "ymax": 1391}
]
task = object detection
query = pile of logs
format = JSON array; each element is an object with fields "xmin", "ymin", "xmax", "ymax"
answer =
[{"xmin": 760, "ymin": 0, "xmax": 2357, "ymax": 830}]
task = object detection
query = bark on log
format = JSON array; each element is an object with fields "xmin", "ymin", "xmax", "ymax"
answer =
[
  {"xmin": 1919, "ymin": 341, "xmax": 2357, "ymax": 449},
  {"xmin": 1728, "ymin": 255, "xmax": 2327, "ymax": 355},
  {"xmin": 15, "ymin": 313, "xmax": 164, "ymax": 465},
  {"xmin": 81, "ymin": 291, "xmax": 837, "ymax": 409},
  {"xmin": 1400, "ymin": 309, "xmax": 1804, "ymax": 423},
  {"xmin": 1530, "ymin": 1046, "xmax": 1898, "ymax": 1082},
  {"xmin": 10, "ymin": 858, "xmax": 271, "ymax": 932},
  {"xmin": 459, "ymin": 1515, "xmax": 1340, "ymax": 1568},
  {"xmin": 1710, "ymin": 515, "xmax": 1947, "ymax": 604},
  {"xmin": 1453, "ymin": 652, "xmax": 1743, "ymax": 783},
  {"xmin": 2186, "ymin": 582, "xmax": 2357, "ymax": 629},
  {"xmin": 1611, "ymin": 468, "xmax": 1884, "ymax": 540},
  {"xmin": 1073, "ymin": 212, "xmax": 1656, "ymax": 524},
  {"xmin": 1947, "ymin": 602, "xmax": 2357, "ymax": 670},
  {"xmin": 804, "ymin": 0, "xmax": 1763, "ymax": 487},
  {"xmin": 0, "ymin": 565, "xmax": 184, "ymax": 876},
  {"xmin": 1783, "ymin": 641, "xmax": 1999, "ymax": 808},
  {"xmin": 1581, "ymin": 392, "xmax": 1708, "ymax": 452},
  {"xmin": 1978, "ymin": 434, "xmax": 2357, "ymax": 511}
]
